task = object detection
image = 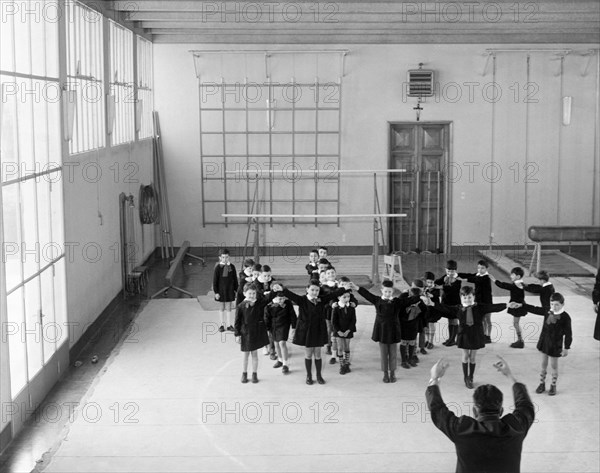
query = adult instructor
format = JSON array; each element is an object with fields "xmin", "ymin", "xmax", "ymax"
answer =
[{"xmin": 426, "ymin": 356, "xmax": 535, "ymax": 473}]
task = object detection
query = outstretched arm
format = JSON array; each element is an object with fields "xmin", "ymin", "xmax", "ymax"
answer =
[
  {"xmin": 357, "ymin": 286, "xmax": 379, "ymax": 305},
  {"xmin": 425, "ymin": 359, "xmax": 458, "ymax": 442}
]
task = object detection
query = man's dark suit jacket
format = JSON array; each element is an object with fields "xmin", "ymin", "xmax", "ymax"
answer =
[{"xmin": 426, "ymin": 383, "xmax": 535, "ymax": 473}]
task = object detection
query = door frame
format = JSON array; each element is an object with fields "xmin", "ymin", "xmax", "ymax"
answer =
[{"xmin": 387, "ymin": 121, "xmax": 453, "ymax": 254}]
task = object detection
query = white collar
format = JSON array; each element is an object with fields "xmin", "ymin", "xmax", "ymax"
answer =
[
  {"xmin": 325, "ymin": 280, "xmax": 337, "ymax": 287},
  {"xmin": 514, "ymin": 279, "xmax": 524, "ymax": 285},
  {"xmin": 477, "ymin": 272, "xmax": 489, "ymax": 277},
  {"xmin": 551, "ymin": 308, "xmax": 564, "ymax": 315},
  {"xmin": 543, "ymin": 282, "xmax": 552, "ymax": 287},
  {"xmin": 338, "ymin": 302, "xmax": 348, "ymax": 308}
]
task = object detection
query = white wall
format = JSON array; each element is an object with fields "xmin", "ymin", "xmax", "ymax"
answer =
[
  {"xmin": 63, "ymin": 139, "xmax": 154, "ymax": 346},
  {"xmin": 154, "ymin": 44, "xmax": 599, "ymax": 251}
]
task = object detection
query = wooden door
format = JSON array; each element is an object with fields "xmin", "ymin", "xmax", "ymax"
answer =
[{"xmin": 389, "ymin": 123, "xmax": 448, "ymax": 253}]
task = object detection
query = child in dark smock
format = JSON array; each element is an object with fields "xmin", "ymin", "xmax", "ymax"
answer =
[
  {"xmin": 234, "ymin": 283, "xmax": 276, "ymax": 384},
  {"xmin": 519, "ymin": 292, "xmax": 572, "ymax": 396}
]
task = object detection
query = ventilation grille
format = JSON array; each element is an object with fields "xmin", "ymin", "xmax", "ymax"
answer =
[{"xmin": 407, "ymin": 69, "xmax": 434, "ymax": 97}]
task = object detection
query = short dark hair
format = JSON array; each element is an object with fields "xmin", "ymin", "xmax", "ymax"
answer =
[
  {"xmin": 318, "ymin": 258, "xmax": 330, "ymax": 266},
  {"xmin": 307, "ymin": 279, "xmax": 320, "ymax": 288},
  {"xmin": 473, "ymin": 384, "xmax": 503, "ymax": 415},
  {"xmin": 243, "ymin": 282, "xmax": 257, "ymax": 292},
  {"xmin": 446, "ymin": 260, "xmax": 457, "ymax": 270},
  {"xmin": 424, "ymin": 271, "xmax": 435, "ymax": 280},
  {"xmin": 477, "ymin": 259, "xmax": 488, "ymax": 267},
  {"xmin": 536, "ymin": 270, "xmax": 550, "ymax": 281},
  {"xmin": 412, "ymin": 279, "xmax": 424, "ymax": 289},
  {"xmin": 339, "ymin": 276, "xmax": 350, "ymax": 282},
  {"xmin": 220, "ymin": 248, "xmax": 230, "ymax": 255},
  {"xmin": 460, "ymin": 286, "xmax": 475, "ymax": 296},
  {"xmin": 261, "ymin": 265, "xmax": 272, "ymax": 273},
  {"xmin": 310, "ymin": 249, "xmax": 319, "ymax": 254},
  {"xmin": 551, "ymin": 292, "xmax": 565, "ymax": 304},
  {"xmin": 243, "ymin": 258, "xmax": 255, "ymax": 268},
  {"xmin": 511, "ymin": 267, "xmax": 524, "ymax": 278},
  {"xmin": 319, "ymin": 246, "xmax": 328, "ymax": 252},
  {"xmin": 252, "ymin": 263, "xmax": 262, "ymax": 272},
  {"xmin": 382, "ymin": 280, "xmax": 394, "ymax": 288}
]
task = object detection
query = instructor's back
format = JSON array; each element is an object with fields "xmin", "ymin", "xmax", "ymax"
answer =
[{"xmin": 426, "ymin": 356, "xmax": 535, "ymax": 473}]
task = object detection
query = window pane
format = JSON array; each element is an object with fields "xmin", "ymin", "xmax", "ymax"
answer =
[
  {"xmin": 30, "ymin": 7, "xmax": 46, "ymax": 77},
  {"xmin": 40, "ymin": 267, "xmax": 56, "ymax": 363},
  {"xmin": 53, "ymin": 258, "xmax": 67, "ymax": 347},
  {"xmin": 33, "ymin": 80, "xmax": 50, "ymax": 169},
  {"xmin": 1, "ymin": 76, "xmax": 19, "ymax": 182},
  {"xmin": 47, "ymin": 94, "xmax": 61, "ymax": 167},
  {"xmin": 24, "ymin": 277, "xmax": 43, "ymax": 380},
  {"xmin": 7, "ymin": 288, "xmax": 27, "ymax": 397},
  {"xmin": 37, "ymin": 178, "xmax": 51, "ymax": 259},
  {"xmin": 0, "ymin": 10, "xmax": 14, "ymax": 71},
  {"xmin": 21, "ymin": 178, "xmax": 39, "ymax": 281},
  {"xmin": 44, "ymin": 2, "xmax": 59, "ymax": 78},
  {"xmin": 2, "ymin": 183, "xmax": 22, "ymax": 291},
  {"xmin": 13, "ymin": 1, "xmax": 31, "ymax": 75},
  {"xmin": 17, "ymin": 78, "xmax": 35, "ymax": 174},
  {"xmin": 50, "ymin": 174, "xmax": 64, "ymax": 252}
]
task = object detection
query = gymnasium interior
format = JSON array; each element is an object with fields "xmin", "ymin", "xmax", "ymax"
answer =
[{"xmin": 1, "ymin": 1, "xmax": 599, "ymax": 471}]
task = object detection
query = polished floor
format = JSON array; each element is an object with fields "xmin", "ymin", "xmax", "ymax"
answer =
[{"xmin": 1, "ymin": 250, "xmax": 598, "ymax": 472}]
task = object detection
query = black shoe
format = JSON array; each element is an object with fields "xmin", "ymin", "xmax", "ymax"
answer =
[
  {"xmin": 412, "ymin": 354, "xmax": 420, "ymax": 363},
  {"xmin": 251, "ymin": 373, "xmax": 258, "ymax": 383},
  {"xmin": 426, "ymin": 342, "xmax": 434, "ymax": 349},
  {"xmin": 226, "ymin": 325, "xmax": 234, "ymax": 332},
  {"xmin": 329, "ymin": 357, "xmax": 337, "ymax": 364},
  {"xmin": 536, "ymin": 383, "xmax": 546, "ymax": 394},
  {"xmin": 465, "ymin": 377, "xmax": 473, "ymax": 389},
  {"xmin": 269, "ymin": 353, "xmax": 278, "ymax": 360},
  {"xmin": 317, "ymin": 376, "xmax": 326, "ymax": 385},
  {"xmin": 219, "ymin": 326, "xmax": 225, "ymax": 333},
  {"xmin": 390, "ymin": 371, "xmax": 397, "ymax": 383},
  {"xmin": 325, "ymin": 346, "xmax": 332, "ymax": 355},
  {"xmin": 409, "ymin": 358, "xmax": 417, "ymax": 368},
  {"xmin": 306, "ymin": 377, "xmax": 314, "ymax": 385},
  {"xmin": 510, "ymin": 340, "xmax": 524, "ymax": 348},
  {"xmin": 241, "ymin": 372, "xmax": 248, "ymax": 383},
  {"xmin": 549, "ymin": 385, "xmax": 557, "ymax": 396},
  {"xmin": 345, "ymin": 365, "xmax": 351, "ymax": 373},
  {"xmin": 446, "ymin": 340, "xmax": 457, "ymax": 347},
  {"xmin": 273, "ymin": 361, "xmax": 283, "ymax": 368},
  {"xmin": 282, "ymin": 365, "xmax": 290, "ymax": 374},
  {"xmin": 401, "ymin": 361, "xmax": 411, "ymax": 369},
  {"xmin": 339, "ymin": 365, "xmax": 346, "ymax": 375},
  {"xmin": 419, "ymin": 348, "xmax": 428, "ymax": 355},
  {"xmin": 485, "ymin": 336, "xmax": 492, "ymax": 344},
  {"xmin": 383, "ymin": 372, "xmax": 390, "ymax": 383}
]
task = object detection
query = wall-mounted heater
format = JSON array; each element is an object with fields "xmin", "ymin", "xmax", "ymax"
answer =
[{"xmin": 406, "ymin": 65, "xmax": 434, "ymax": 97}]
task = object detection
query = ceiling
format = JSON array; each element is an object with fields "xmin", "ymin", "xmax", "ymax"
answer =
[{"xmin": 108, "ymin": 0, "xmax": 600, "ymax": 44}]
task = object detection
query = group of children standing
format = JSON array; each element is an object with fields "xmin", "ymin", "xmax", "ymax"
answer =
[{"xmin": 212, "ymin": 248, "xmax": 573, "ymax": 395}]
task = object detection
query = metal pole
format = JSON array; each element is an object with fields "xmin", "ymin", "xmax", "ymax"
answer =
[{"xmin": 372, "ymin": 173, "xmax": 380, "ymax": 284}]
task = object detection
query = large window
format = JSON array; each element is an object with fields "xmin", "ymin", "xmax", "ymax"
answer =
[
  {"xmin": 65, "ymin": 0, "xmax": 105, "ymax": 154},
  {"xmin": 109, "ymin": 20, "xmax": 134, "ymax": 145},
  {"xmin": 1, "ymin": 0, "xmax": 67, "ymax": 398}
]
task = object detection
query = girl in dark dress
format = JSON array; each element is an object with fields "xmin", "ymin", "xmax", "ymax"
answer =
[
  {"xmin": 490, "ymin": 267, "xmax": 527, "ymax": 348},
  {"xmin": 280, "ymin": 280, "xmax": 344, "ymax": 385},
  {"xmin": 234, "ymin": 283, "xmax": 276, "ymax": 384},
  {"xmin": 435, "ymin": 260, "xmax": 462, "ymax": 346},
  {"xmin": 352, "ymin": 280, "xmax": 421, "ymax": 383},
  {"xmin": 434, "ymin": 286, "xmax": 506, "ymax": 389},
  {"xmin": 213, "ymin": 248, "xmax": 238, "ymax": 332},
  {"xmin": 331, "ymin": 289, "xmax": 357, "ymax": 375},
  {"xmin": 264, "ymin": 292, "xmax": 297, "ymax": 374},
  {"xmin": 521, "ymin": 293, "xmax": 573, "ymax": 396}
]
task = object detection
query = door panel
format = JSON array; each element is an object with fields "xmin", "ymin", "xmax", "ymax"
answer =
[{"xmin": 389, "ymin": 124, "xmax": 448, "ymax": 253}]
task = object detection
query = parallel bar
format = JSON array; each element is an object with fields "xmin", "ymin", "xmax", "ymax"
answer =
[
  {"xmin": 224, "ymin": 169, "xmax": 407, "ymax": 174},
  {"xmin": 223, "ymin": 213, "xmax": 407, "ymax": 218}
]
